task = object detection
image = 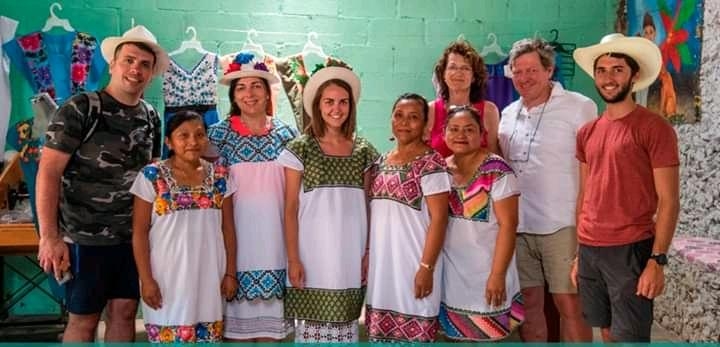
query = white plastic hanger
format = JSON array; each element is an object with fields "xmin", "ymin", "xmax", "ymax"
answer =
[
  {"xmin": 241, "ymin": 29, "xmax": 265, "ymax": 57},
  {"xmin": 301, "ymin": 32, "xmax": 327, "ymax": 59},
  {"xmin": 169, "ymin": 26, "xmax": 209, "ymax": 56},
  {"xmin": 41, "ymin": 3, "xmax": 74, "ymax": 32},
  {"xmin": 480, "ymin": 33, "xmax": 507, "ymax": 58}
]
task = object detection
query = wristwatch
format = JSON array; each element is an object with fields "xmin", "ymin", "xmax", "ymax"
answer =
[{"xmin": 649, "ymin": 253, "xmax": 668, "ymax": 265}]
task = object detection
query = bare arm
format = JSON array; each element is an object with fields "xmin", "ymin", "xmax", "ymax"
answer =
[
  {"xmin": 364, "ymin": 170, "xmax": 373, "ymax": 248},
  {"xmin": 421, "ymin": 192, "xmax": 449, "ymax": 269},
  {"xmin": 414, "ymin": 192, "xmax": 449, "ymax": 298},
  {"xmin": 486, "ymin": 194, "xmax": 519, "ymax": 306},
  {"xmin": 362, "ymin": 170, "xmax": 373, "ymax": 284},
  {"xmin": 424, "ymin": 101, "xmax": 436, "ymax": 142},
  {"xmin": 220, "ymin": 197, "xmax": 238, "ymax": 299},
  {"xmin": 576, "ymin": 162, "xmax": 589, "ymax": 226},
  {"xmin": 221, "ymin": 197, "xmax": 238, "ymax": 276},
  {"xmin": 650, "ymin": 166, "xmax": 680, "ymax": 255},
  {"xmin": 483, "ymin": 102, "xmax": 501, "ymax": 155},
  {"xmin": 132, "ymin": 197, "xmax": 154, "ymax": 284},
  {"xmin": 571, "ymin": 162, "xmax": 589, "ymax": 288},
  {"xmin": 635, "ymin": 166, "xmax": 679, "ymax": 299},
  {"xmin": 36, "ymin": 147, "xmax": 72, "ymax": 279},
  {"xmin": 131, "ymin": 196, "xmax": 162, "ymax": 309},
  {"xmin": 283, "ymin": 167, "xmax": 305, "ymax": 288}
]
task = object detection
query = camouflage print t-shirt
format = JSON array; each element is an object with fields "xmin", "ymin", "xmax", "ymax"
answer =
[{"xmin": 45, "ymin": 91, "xmax": 161, "ymax": 245}]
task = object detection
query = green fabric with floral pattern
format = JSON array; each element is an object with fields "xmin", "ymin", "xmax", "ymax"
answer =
[
  {"xmin": 285, "ymin": 287, "xmax": 365, "ymax": 322},
  {"xmin": 284, "ymin": 134, "xmax": 379, "ymax": 192}
]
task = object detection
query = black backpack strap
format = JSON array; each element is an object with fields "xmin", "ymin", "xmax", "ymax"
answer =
[
  {"xmin": 82, "ymin": 91, "xmax": 102, "ymax": 144},
  {"xmin": 139, "ymin": 99, "xmax": 157, "ymax": 133}
]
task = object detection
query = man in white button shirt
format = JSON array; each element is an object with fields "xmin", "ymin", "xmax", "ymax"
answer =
[{"xmin": 498, "ymin": 38, "xmax": 597, "ymax": 342}]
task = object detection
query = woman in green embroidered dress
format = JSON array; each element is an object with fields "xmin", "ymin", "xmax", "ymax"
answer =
[{"xmin": 277, "ymin": 66, "xmax": 378, "ymax": 342}]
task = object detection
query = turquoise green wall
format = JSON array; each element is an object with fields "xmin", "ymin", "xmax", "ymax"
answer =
[
  {"xmin": 1, "ymin": 0, "xmax": 615, "ymax": 315},
  {"xmin": 4, "ymin": 0, "xmax": 617, "ymax": 152}
]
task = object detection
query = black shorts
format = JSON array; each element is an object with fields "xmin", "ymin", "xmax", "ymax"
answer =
[
  {"xmin": 577, "ymin": 238, "xmax": 654, "ymax": 342},
  {"xmin": 65, "ymin": 243, "xmax": 140, "ymax": 314}
]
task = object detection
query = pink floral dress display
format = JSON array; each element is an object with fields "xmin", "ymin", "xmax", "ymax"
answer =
[{"xmin": 130, "ymin": 159, "xmax": 236, "ymax": 343}]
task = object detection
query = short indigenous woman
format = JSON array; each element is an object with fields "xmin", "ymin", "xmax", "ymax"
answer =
[
  {"xmin": 208, "ymin": 52, "xmax": 297, "ymax": 341},
  {"xmin": 439, "ymin": 105, "xmax": 524, "ymax": 341},
  {"xmin": 365, "ymin": 93, "xmax": 451, "ymax": 343},
  {"xmin": 131, "ymin": 110, "xmax": 238, "ymax": 343},
  {"xmin": 277, "ymin": 66, "xmax": 378, "ymax": 343}
]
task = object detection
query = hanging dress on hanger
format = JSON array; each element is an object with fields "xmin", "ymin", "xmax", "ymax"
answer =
[
  {"xmin": 1, "ymin": 16, "xmax": 18, "ymax": 154},
  {"xmin": 161, "ymin": 53, "xmax": 219, "ymax": 158},
  {"xmin": 3, "ymin": 31, "xmax": 105, "ymax": 104},
  {"xmin": 485, "ymin": 58, "xmax": 517, "ymax": 112}
]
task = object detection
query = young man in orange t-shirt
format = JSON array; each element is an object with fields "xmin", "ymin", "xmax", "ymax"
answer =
[{"xmin": 571, "ymin": 33, "xmax": 680, "ymax": 342}]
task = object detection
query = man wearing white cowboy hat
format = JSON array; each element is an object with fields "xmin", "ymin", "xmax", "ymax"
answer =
[
  {"xmin": 572, "ymin": 33, "xmax": 680, "ymax": 342},
  {"xmin": 36, "ymin": 25, "xmax": 168, "ymax": 342}
]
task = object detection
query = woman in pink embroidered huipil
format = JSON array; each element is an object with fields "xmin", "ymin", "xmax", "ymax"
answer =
[
  {"xmin": 439, "ymin": 105, "xmax": 524, "ymax": 341},
  {"xmin": 365, "ymin": 93, "xmax": 451, "ymax": 343},
  {"xmin": 131, "ymin": 111, "xmax": 238, "ymax": 343}
]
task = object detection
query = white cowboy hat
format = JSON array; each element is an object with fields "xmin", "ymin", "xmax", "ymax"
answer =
[
  {"xmin": 573, "ymin": 33, "xmax": 662, "ymax": 91},
  {"xmin": 101, "ymin": 25, "xmax": 169, "ymax": 76},
  {"xmin": 219, "ymin": 51, "xmax": 280, "ymax": 86},
  {"xmin": 302, "ymin": 66, "xmax": 361, "ymax": 119}
]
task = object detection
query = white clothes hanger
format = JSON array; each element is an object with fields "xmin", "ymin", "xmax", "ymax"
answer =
[
  {"xmin": 41, "ymin": 3, "xmax": 74, "ymax": 32},
  {"xmin": 480, "ymin": 33, "xmax": 507, "ymax": 58},
  {"xmin": 241, "ymin": 29, "xmax": 265, "ymax": 57},
  {"xmin": 169, "ymin": 26, "xmax": 210, "ymax": 56},
  {"xmin": 301, "ymin": 32, "xmax": 327, "ymax": 59}
]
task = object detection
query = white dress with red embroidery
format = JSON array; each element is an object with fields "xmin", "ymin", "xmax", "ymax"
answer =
[
  {"xmin": 365, "ymin": 151, "xmax": 451, "ymax": 343},
  {"xmin": 130, "ymin": 159, "xmax": 236, "ymax": 343}
]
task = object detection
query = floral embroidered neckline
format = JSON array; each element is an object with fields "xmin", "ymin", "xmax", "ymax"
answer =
[{"xmin": 142, "ymin": 159, "xmax": 229, "ymax": 216}]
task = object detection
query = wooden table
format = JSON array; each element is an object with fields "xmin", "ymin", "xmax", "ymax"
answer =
[
  {"xmin": 0, "ymin": 224, "xmax": 39, "ymax": 255},
  {"xmin": 0, "ymin": 224, "xmax": 65, "ymax": 329}
]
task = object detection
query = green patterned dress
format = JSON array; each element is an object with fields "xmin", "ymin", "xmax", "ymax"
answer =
[{"xmin": 277, "ymin": 134, "xmax": 378, "ymax": 342}]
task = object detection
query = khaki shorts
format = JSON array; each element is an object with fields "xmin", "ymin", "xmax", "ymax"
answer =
[{"xmin": 516, "ymin": 226, "xmax": 577, "ymax": 294}]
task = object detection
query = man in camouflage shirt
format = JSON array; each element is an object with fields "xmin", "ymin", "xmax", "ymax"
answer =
[{"xmin": 36, "ymin": 26, "xmax": 168, "ymax": 342}]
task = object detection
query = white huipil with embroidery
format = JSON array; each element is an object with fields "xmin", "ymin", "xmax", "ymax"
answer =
[
  {"xmin": 365, "ymin": 151, "xmax": 452, "ymax": 343},
  {"xmin": 130, "ymin": 160, "xmax": 236, "ymax": 341},
  {"xmin": 208, "ymin": 117, "xmax": 297, "ymax": 340},
  {"xmin": 439, "ymin": 155, "xmax": 524, "ymax": 340},
  {"xmin": 277, "ymin": 135, "xmax": 378, "ymax": 343}
]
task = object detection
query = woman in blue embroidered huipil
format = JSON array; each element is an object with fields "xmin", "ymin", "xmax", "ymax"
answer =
[
  {"xmin": 207, "ymin": 52, "xmax": 296, "ymax": 341},
  {"xmin": 131, "ymin": 111, "xmax": 238, "ymax": 343}
]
